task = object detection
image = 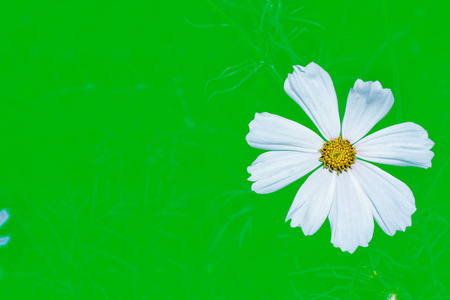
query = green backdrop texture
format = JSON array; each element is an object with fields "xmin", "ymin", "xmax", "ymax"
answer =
[{"xmin": 0, "ymin": 0, "xmax": 448, "ymax": 299}]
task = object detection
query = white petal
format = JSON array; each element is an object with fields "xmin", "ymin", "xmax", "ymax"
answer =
[
  {"xmin": 0, "ymin": 210, "xmax": 8, "ymax": 227},
  {"xmin": 351, "ymin": 160, "xmax": 416, "ymax": 236},
  {"xmin": 329, "ymin": 170, "xmax": 374, "ymax": 253},
  {"xmin": 342, "ymin": 79, "xmax": 394, "ymax": 143},
  {"xmin": 284, "ymin": 62, "xmax": 340, "ymax": 140},
  {"xmin": 248, "ymin": 151, "xmax": 321, "ymax": 194},
  {"xmin": 246, "ymin": 112, "xmax": 324, "ymax": 152},
  {"xmin": 286, "ymin": 167, "xmax": 336, "ymax": 236},
  {"xmin": 355, "ymin": 122, "xmax": 434, "ymax": 169}
]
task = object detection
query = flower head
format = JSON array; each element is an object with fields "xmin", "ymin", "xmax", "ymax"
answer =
[{"xmin": 246, "ymin": 62, "xmax": 434, "ymax": 253}]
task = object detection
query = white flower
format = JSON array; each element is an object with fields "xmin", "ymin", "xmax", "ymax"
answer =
[
  {"xmin": 246, "ymin": 62, "xmax": 434, "ymax": 253},
  {"xmin": 0, "ymin": 209, "xmax": 10, "ymax": 246}
]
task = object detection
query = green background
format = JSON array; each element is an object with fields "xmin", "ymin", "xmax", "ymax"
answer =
[{"xmin": 0, "ymin": 0, "xmax": 448, "ymax": 299}]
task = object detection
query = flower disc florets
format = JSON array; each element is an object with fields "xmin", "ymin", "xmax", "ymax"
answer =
[{"xmin": 319, "ymin": 137, "xmax": 356, "ymax": 174}]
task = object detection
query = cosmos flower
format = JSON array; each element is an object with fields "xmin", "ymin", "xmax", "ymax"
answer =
[
  {"xmin": 246, "ymin": 62, "xmax": 434, "ymax": 253},
  {"xmin": 0, "ymin": 209, "xmax": 10, "ymax": 246}
]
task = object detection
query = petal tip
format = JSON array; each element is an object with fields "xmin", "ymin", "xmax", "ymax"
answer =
[
  {"xmin": 301, "ymin": 227, "xmax": 312, "ymax": 236},
  {"xmin": 293, "ymin": 64, "xmax": 304, "ymax": 72},
  {"xmin": 289, "ymin": 221, "xmax": 298, "ymax": 228}
]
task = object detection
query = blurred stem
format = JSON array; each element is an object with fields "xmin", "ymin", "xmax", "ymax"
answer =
[
  {"xmin": 382, "ymin": 0, "xmax": 403, "ymax": 121},
  {"xmin": 206, "ymin": 0, "xmax": 261, "ymax": 58}
]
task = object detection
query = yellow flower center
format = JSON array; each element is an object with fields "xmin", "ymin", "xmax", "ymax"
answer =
[{"xmin": 319, "ymin": 137, "xmax": 356, "ymax": 174}]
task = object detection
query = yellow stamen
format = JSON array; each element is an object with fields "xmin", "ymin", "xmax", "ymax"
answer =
[{"xmin": 319, "ymin": 136, "xmax": 356, "ymax": 174}]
